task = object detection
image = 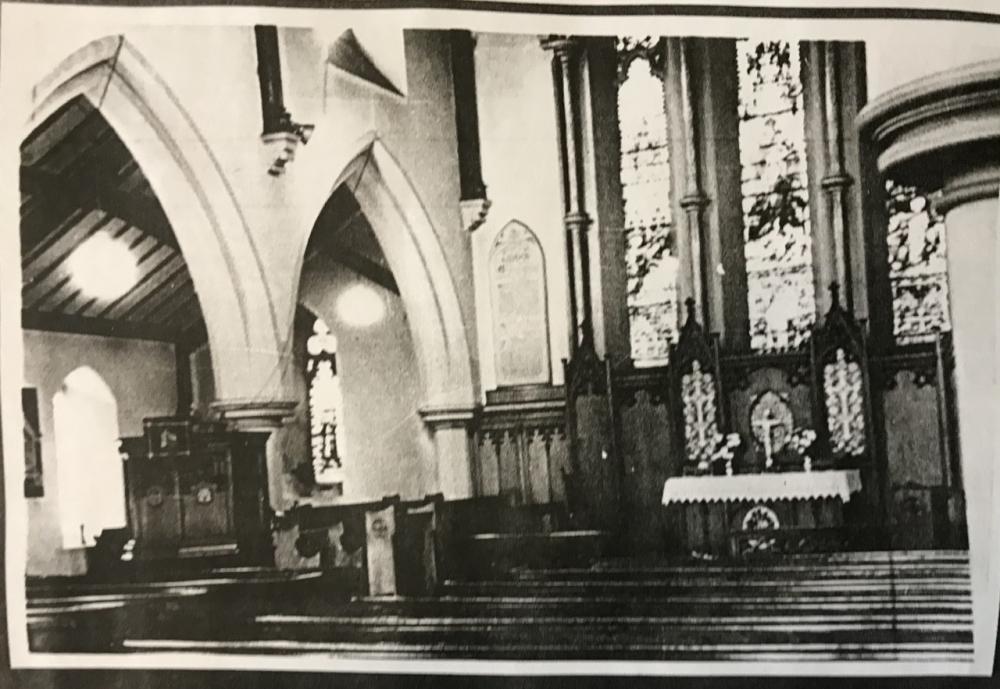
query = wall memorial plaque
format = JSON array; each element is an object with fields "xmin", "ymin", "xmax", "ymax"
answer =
[{"xmin": 489, "ymin": 221, "xmax": 551, "ymax": 386}]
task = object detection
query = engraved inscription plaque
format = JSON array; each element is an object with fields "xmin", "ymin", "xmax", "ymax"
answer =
[{"xmin": 489, "ymin": 221, "xmax": 550, "ymax": 386}]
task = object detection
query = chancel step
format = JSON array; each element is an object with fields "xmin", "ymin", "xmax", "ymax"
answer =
[{"xmin": 28, "ymin": 549, "xmax": 972, "ymax": 661}]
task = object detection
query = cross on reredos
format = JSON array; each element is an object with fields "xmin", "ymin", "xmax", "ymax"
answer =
[{"xmin": 753, "ymin": 409, "xmax": 784, "ymax": 469}]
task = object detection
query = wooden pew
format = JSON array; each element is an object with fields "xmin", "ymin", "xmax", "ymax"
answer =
[{"xmin": 289, "ymin": 494, "xmax": 446, "ymax": 598}]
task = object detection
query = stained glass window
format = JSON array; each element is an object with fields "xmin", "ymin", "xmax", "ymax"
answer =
[
  {"xmin": 736, "ymin": 39, "xmax": 816, "ymax": 351},
  {"xmin": 306, "ymin": 316, "xmax": 344, "ymax": 485},
  {"xmin": 885, "ymin": 180, "xmax": 952, "ymax": 344},
  {"xmin": 616, "ymin": 36, "xmax": 679, "ymax": 367}
]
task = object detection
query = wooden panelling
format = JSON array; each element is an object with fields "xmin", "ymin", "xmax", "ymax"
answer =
[
  {"xmin": 618, "ymin": 389, "xmax": 674, "ymax": 551},
  {"xmin": 883, "ymin": 370, "xmax": 944, "ymax": 487}
]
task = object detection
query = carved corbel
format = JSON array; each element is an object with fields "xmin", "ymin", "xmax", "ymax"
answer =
[{"xmin": 460, "ymin": 197, "xmax": 491, "ymax": 233}]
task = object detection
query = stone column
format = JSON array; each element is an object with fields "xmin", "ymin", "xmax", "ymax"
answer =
[
  {"xmin": 859, "ymin": 60, "xmax": 1000, "ymax": 671},
  {"xmin": 804, "ymin": 41, "xmax": 870, "ymax": 321},
  {"xmin": 419, "ymin": 405, "xmax": 478, "ymax": 499},
  {"xmin": 664, "ymin": 38, "xmax": 749, "ymax": 351},
  {"xmin": 542, "ymin": 35, "xmax": 595, "ymax": 356},
  {"xmin": 581, "ymin": 36, "xmax": 631, "ymax": 366},
  {"xmin": 211, "ymin": 398, "xmax": 298, "ymax": 512}
]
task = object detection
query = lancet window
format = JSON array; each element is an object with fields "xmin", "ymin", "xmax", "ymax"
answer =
[
  {"xmin": 616, "ymin": 36, "xmax": 679, "ymax": 366},
  {"xmin": 306, "ymin": 316, "xmax": 344, "ymax": 485},
  {"xmin": 885, "ymin": 180, "xmax": 952, "ymax": 345},
  {"xmin": 736, "ymin": 38, "xmax": 816, "ymax": 352}
]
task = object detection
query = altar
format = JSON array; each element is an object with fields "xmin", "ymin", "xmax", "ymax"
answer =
[{"xmin": 661, "ymin": 470, "xmax": 862, "ymax": 558}]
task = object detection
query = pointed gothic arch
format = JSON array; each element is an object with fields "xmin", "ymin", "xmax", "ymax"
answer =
[
  {"xmin": 294, "ymin": 132, "xmax": 476, "ymax": 411},
  {"xmin": 26, "ymin": 36, "xmax": 284, "ymax": 403}
]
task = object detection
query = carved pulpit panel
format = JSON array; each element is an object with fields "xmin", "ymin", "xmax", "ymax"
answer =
[{"xmin": 489, "ymin": 221, "xmax": 551, "ymax": 386}]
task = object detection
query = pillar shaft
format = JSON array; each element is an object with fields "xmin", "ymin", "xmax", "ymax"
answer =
[
  {"xmin": 858, "ymin": 59, "xmax": 1000, "ymax": 671},
  {"xmin": 543, "ymin": 36, "xmax": 595, "ymax": 353}
]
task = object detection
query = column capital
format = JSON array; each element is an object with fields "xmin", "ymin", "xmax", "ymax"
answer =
[
  {"xmin": 858, "ymin": 59, "xmax": 1000, "ymax": 189},
  {"xmin": 540, "ymin": 35, "xmax": 583, "ymax": 59},
  {"xmin": 820, "ymin": 173, "xmax": 854, "ymax": 191},
  {"xmin": 679, "ymin": 192, "xmax": 709, "ymax": 211},
  {"xmin": 210, "ymin": 398, "xmax": 298, "ymax": 432},
  {"xmin": 936, "ymin": 165, "xmax": 1000, "ymax": 215},
  {"xmin": 564, "ymin": 210, "xmax": 592, "ymax": 231}
]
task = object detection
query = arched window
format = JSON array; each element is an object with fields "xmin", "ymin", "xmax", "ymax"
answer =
[
  {"xmin": 306, "ymin": 316, "xmax": 345, "ymax": 487},
  {"xmin": 885, "ymin": 179, "xmax": 952, "ymax": 344},
  {"xmin": 616, "ymin": 36, "xmax": 679, "ymax": 366},
  {"xmin": 736, "ymin": 38, "xmax": 816, "ymax": 351},
  {"xmin": 52, "ymin": 367, "xmax": 126, "ymax": 548}
]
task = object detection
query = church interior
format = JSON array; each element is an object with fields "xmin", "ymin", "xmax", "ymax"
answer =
[{"xmin": 3, "ymin": 10, "xmax": 999, "ymax": 664}]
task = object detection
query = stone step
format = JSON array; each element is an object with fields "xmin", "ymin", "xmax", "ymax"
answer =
[
  {"xmin": 118, "ymin": 637, "xmax": 974, "ymax": 661},
  {"xmin": 335, "ymin": 597, "xmax": 972, "ymax": 618},
  {"xmin": 507, "ymin": 566, "xmax": 970, "ymax": 582},
  {"xmin": 439, "ymin": 579, "xmax": 971, "ymax": 598},
  {"xmin": 25, "ymin": 549, "xmax": 975, "ymax": 661},
  {"xmin": 122, "ymin": 618, "xmax": 972, "ymax": 656},
  {"xmin": 26, "ymin": 568, "xmax": 324, "ymax": 597},
  {"xmin": 253, "ymin": 611, "xmax": 972, "ymax": 632}
]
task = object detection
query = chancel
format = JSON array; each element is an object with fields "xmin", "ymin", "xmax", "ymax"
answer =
[{"xmin": 4, "ymin": 10, "xmax": 997, "ymax": 664}]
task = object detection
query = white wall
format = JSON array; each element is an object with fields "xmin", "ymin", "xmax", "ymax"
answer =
[
  {"xmin": 472, "ymin": 32, "xmax": 568, "ymax": 393},
  {"xmin": 22, "ymin": 331, "xmax": 177, "ymax": 577}
]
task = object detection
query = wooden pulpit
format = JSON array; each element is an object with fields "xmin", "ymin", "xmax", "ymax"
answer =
[{"xmin": 120, "ymin": 416, "xmax": 273, "ymax": 565}]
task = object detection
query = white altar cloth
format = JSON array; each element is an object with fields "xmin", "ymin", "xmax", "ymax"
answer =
[{"xmin": 661, "ymin": 470, "xmax": 862, "ymax": 506}]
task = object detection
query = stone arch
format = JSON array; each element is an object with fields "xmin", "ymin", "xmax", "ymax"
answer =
[
  {"xmin": 294, "ymin": 131, "xmax": 476, "ymax": 411},
  {"xmin": 26, "ymin": 36, "xmax": 284, "ymax": 404}
]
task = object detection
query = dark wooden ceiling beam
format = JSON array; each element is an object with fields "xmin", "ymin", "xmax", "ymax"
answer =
[
  {"xmin": 116, "ymin": 264, "xmax": 190, "ymax": 322},
  {"xmin": 21, "ymin": 105, "xmax": 102, "ymax": 168},
  {"xmin": 306, "ymin": 189, "xmax": 398, "ymax": 294},
  {"xmin": 20, "ymin": 166, "xmax": 178, "ymax": 251},
  {"xmin": 93, "ymin": 247, "xmax": 178, "ymax": 319},
  {"xmin": 321, "ymin": 240, "xmax": 399, "ymax": 295},
  {"xmin": 22, "ymin": 309, "xmax": 182, "ymax": 343},
  {"xmin": 22, "ymin": 214, "xmax": 119, "ymax": 301}
]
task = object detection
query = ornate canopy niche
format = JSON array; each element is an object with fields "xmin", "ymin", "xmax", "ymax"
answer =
[{"xmin": 858, "ymin": 59, "xmax": 1000, "ymax": 666}]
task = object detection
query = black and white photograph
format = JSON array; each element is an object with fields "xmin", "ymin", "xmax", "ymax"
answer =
[{"xmin": 0, "ymin": 0, "xmax": 998, "ymax": 677}]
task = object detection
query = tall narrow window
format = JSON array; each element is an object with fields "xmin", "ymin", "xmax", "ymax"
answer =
[
  {"xmin": 53, "ymin": 367, "xmax": 126, "ymax": 547},
  {"xmin": 306, "ymin": 316, "xmax": 344, "ymax": 486},
  {"xmin": 616, "ymin": 37, "xmax": 679, "ymax": 366},
  {"xmin": 885, "ymin": 180, "xmax": 952, "ymax": 344},
  {"xmin": 736, "ymin": 39, "xmax": 815, "ymax": 351}
]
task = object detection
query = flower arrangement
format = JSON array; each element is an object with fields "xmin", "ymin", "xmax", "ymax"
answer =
[
  {"xmin": 788, "ymin": 428, "xmax": 817, "ymax": 471},
  {"xmin": 708, "ymin": 432, "xmax": 743, "ymax": 476}
]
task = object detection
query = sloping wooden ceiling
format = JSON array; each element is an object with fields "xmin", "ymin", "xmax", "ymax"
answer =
[
  {"xmin": 20, "ymin": 96, "xmax": 205, "ymax": 345},
  {"xmin": 304, "ymin": 184, "xmax": 398, "ymax": 296},
  {"xmin": 19, "ymin": 97, "xmax": 398, "ymax": 347}
]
